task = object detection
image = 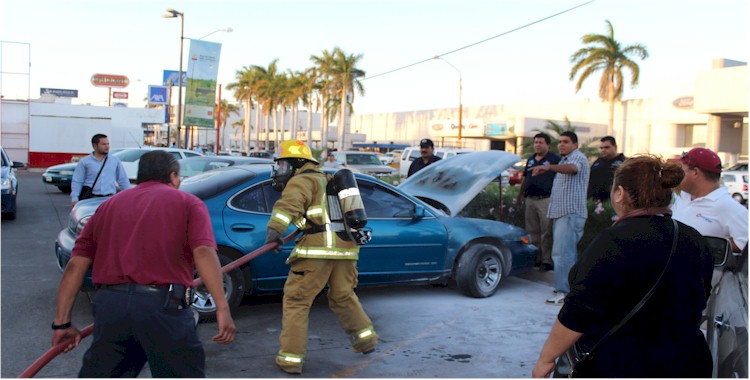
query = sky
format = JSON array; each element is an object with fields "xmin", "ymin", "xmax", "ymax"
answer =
[{"xmin": 1, "ymin": 0, "xmax": 747, "ymax": 115}]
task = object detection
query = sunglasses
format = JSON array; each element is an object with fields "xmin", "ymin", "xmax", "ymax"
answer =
[{"xmin": 680, "ymin": 151, "xmax": 697, "ymax": 166}]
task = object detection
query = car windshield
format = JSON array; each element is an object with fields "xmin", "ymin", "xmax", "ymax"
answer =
[
  {"xmin": 114, "ymin": 149, "xmax": 148, "ymax": 162},
  {"xmin": 347, "ymin": 154, "xmax": 382, "ymax": 165}
]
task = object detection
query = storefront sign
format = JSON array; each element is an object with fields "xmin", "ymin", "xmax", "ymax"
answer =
[
  {"xmin": 672, "ymin": 96, "xmax": 694, "ymax": 109},
  {"xmin": 91, "ymin": 74, "xmax": 129, "ymax": 88}
]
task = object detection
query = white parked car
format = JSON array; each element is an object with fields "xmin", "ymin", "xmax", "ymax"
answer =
[
  {"xmin": 721, "ymin": 170, "xmax": 748, "ymax": 204},
  {"xmin": 114, "ymin": 147, "xmax": 203, "ymax": 182},
  {"xmin": 379, "ymin": 152, "xmax": 399, "ymax": 165},
  {"xmin": 333, "ymin": 151, "xmax": 397, "ymax": 177},
  {"xmin": 398, "ymin": 146, "xmax": 475, "ymax": 177}
]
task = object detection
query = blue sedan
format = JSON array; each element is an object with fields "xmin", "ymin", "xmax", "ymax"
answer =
[{"xmin": 55, "ymin": 151, "xmax": 537, "ymax": 318}]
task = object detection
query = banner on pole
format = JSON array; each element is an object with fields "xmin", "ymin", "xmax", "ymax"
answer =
[{"xmin": 184, "ymin": 40, "xmax": 222, "ymax": 129}]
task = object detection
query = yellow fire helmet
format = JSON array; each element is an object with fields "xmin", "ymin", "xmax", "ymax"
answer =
[{"xmin": 277, "ymin": 140, "xmax": 318, "ymax": 164}]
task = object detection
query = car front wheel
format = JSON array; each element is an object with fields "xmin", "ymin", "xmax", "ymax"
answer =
[
  {"xmin": 58, "ymin": 186, "xmax": 71, "ymax": 193},
  {"xmin": 732, "ymin": 193, "xmax": 745, "ymax": 203},
  {"xmin": 191, "ymin": 253, "xmax": 244, "ymax": 320},
  {"xmin": 455, "ymin": 243, "xmax": 505, "ymax": 298}
]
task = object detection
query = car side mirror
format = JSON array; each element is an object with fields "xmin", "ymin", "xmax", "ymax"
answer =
[
  {"xmin": 12, "ymin": 161, "xmax": 24, "ymax": 168},
  {"xmin": 413, "ymin": 205, "xmax": 427, "ymax": 219},
  {"xmin": 705, "ymin": 236, "xmax": 731, "ymax": 267}
]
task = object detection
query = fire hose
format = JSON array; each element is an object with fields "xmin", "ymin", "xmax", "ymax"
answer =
[{"xmin": 18, "ymin": 230, "xmax": 300, "ymax": 378}]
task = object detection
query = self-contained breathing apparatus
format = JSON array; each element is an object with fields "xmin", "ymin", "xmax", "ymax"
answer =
[
  {"xmin": 325, "ymin": 169, "xmax": 371, "ymax": 245},
  {"xmin": 271, "ymin": 140, "xmax": 371, "ymax": 245}
]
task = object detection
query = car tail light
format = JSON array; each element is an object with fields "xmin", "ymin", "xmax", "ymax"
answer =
[{"xmin": 743, "ymin": 184, "xmax": 747, "ymax": 192}]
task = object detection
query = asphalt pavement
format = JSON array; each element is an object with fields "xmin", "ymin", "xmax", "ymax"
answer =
[{"xmin": 2, "ymin": 169, "xmax": 557, "ymax": 378}]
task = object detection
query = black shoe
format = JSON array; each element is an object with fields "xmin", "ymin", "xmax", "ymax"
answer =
[{"xmin": 540, "ymin": 263, "xmax": 554, "ymax": 272}]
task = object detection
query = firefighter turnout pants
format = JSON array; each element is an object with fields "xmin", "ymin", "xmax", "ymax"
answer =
[{"xmin": 277, "ymin": 258, "xmax": 376, "ymax": 370}]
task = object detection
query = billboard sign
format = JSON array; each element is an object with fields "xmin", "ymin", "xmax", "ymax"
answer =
[
  {"xmin": 112, "ymin": 92, "xmax": 128, "ymax": 99},
  {"xmin": 163, "ymin": 70, "xmax": 187, "ymax": 87},
  {"xmin": 148, "ymin": 85, "xmax": 168, "ymax": 105},
  {"xmin": 184, "ymin": 40, "xmax": 222, "ymax": 129},
  {"xmin": 90, "ymin": 74, "xmax": 129, "ymax": 88},
  {"xmin": 40, "ymin": 88, "xmax": 78, "ymax": 98}
]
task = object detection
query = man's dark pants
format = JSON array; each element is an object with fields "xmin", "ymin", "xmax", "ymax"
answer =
[{"xmin": 79, "ymin": 286, "xmax": 205, "ymax": 378}]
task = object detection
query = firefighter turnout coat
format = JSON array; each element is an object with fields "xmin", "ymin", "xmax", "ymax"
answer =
[
  {"xmin": 267, "ymin": 161, "xmax": 377, "ymax": 373},
  {"xmin": 267, "ymin": 162, "xmax": 359, "ymax": 261}
]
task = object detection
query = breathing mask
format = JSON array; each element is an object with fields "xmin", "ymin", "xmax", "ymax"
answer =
[{"xmin": 271, "ymin": 159, "xmax": 295, "ymax": 192}]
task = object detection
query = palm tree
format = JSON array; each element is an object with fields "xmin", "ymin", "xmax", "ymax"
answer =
[
  {"xmin": 300, "ymin": 67, "xmax": 320, "ymax": 148},
  {"xmin": 310, "ymin": 49, "xmax": 336, "ymax": 150},
  {"xmin": 251, "ymin": 60, "xmax": 282, "ymax": 151},
  {"xmin": 285, "ymin": 70, "xmax": 308, "ymax": 140},
  {"xmin": 227, "ymin": 66, "xmax": 262, "ymax": 152},
  {"xmin": 569, "ymin": 20, "xmax": 648, "ymax": 137},
  {"xmin": 218, "ymin": 99, "xmax": 239, "ymax": 151},
  {"xmin": 523, "ymin": 117, "xmax": 599, "ymax": 159},
  {"xmin": 330, "ymin": 47, "xmax": 365, "ymax": 150}
]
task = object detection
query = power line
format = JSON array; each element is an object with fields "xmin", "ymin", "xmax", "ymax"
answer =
[{"xmin": 363, "ymin": 0, "xmax": 596, "ymax": 81}]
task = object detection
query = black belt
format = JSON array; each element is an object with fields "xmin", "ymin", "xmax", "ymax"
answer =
[
  {"xmin": 99, "ymin": 283, "xmax": 192, "ymax": 309},
  {"xmin": 91, "ymin": 193, "xmax": 113, "ymax": 197},
  {"xmin": 526, "ymin": 195, "xmax": 550, "ymax": 200},
  {"xmin": 99, "ymin": 283, "xmax": 169, "ymax": 295}
]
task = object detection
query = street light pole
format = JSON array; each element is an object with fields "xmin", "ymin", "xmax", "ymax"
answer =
[
  {"xmin": 198, "ymin": 27, "xmax": 233, "ymax": 40},
  {"xmin": 433, "ymin": 56, "xmax": 462, "ymax": 148},
  {"xmin": 163, "ymin": 8, "xmax": 185, "ymax": 148}
]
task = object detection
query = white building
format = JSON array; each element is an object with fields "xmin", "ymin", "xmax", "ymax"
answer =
[
  {"xmin": 351, "ymin": 59, "xmax": 748, "ymax": 164},
  {"xmin": 1, "ymin": 95, "xmax": 163, "ymax": 167}
]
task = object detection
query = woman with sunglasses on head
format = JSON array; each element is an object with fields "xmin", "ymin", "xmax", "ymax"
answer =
[{"xmin": 532, "ymin": 154, "xmax": 713, "ymax": 378}]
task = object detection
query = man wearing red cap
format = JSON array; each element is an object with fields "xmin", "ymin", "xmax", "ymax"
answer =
[{"xmin": 672, "ymin": 147, "xmax": 748, "ymax": 253}]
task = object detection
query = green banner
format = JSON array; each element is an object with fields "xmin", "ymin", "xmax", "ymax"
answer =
[{"xmin": 184, "ymin": 40, "xmax": 222, "ymax": 129}]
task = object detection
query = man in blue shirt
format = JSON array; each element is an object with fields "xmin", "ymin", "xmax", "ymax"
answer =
[
  {"xmin": 516, "ymin": 133, "xmax": 560, "ymax": 272},
  {"xmin": 531, "ymin": 131, "xmax": 590, "ymax": 304},
  {"xmin": 71, "ymin": 134, "xmax": 130, "ymax": 206}
]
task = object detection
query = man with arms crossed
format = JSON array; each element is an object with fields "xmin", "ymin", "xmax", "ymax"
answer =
[{"xmin": 516, "ymin": 133, "xmax": 560, "ymax": 272}]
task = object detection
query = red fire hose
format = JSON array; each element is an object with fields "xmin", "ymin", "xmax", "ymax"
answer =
[{"xmin": 18, "ymin": 230, "xmax": 300, "ymax": 378}]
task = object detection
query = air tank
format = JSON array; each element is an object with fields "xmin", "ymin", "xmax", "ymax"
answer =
[{"xmin": 333, "ymin": 169, "xmax": 367, "ymax": 229}]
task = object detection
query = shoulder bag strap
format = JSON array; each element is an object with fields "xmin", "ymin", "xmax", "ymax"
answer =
[
  {"xmin": 90, "ymin": 155, "xmax": 108, "ymax": 190},
  {"xmin": 584, "ymin": 218, "xmax": 679, "ymax": 355}
]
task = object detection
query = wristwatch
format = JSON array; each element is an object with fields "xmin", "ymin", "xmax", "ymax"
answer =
[{"xmin": 51, "ymin": 321, "xmax": 71, "ymax": 330}]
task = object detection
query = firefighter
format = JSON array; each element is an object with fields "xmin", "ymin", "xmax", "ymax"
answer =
[{"xmin": 265, "ymin": 140, "xmax": 378, "ymax": 374}]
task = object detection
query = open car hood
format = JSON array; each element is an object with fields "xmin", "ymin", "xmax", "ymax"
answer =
[{"xmin": 398, "ymin": 150, "xmax": 520, "ymax": 216}]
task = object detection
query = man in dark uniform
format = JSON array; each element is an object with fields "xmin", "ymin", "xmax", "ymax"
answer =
[
  {"xmin": 51, "ymin": 150, "xmax": 235, "ymax": 377},
  {"xmin": 407, "ymin": 138, "xmax": 441, "ymax": 177},
  {"xmin": 587, "ymin": 136, "xmax": 626, "ymax": 202},
  {"xmin": 516, "ymin": 133, "xmax": 560, "ymax": 271}
]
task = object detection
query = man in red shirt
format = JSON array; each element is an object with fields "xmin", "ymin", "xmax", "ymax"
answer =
[{"xmin": 51, "ymin": 150, "xmax": 235, "ymax": 377}]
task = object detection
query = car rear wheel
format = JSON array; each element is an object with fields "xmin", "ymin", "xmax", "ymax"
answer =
[
  {"xmin": 58, "ymin": 186, "xmax": 71, "ymax": 194},
  {"xmin": 732, "ymin": 193, "xmax": 745, "ymax": 203},
  {"xmin": 455, "ymin": 243, "xmax": 505, "ymax": 298},
  {"xmin": 191, "ymin": 253, "xmax": 244, "ymax": 320}
]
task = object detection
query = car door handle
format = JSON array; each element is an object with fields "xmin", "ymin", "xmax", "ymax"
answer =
[{"xmin": 230, "ymin": 223, "xmax": 255, "ymax": 232}]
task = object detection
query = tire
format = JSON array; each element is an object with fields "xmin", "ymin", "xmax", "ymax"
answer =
[
  {"xmin": 455, "ymin": 243, "xmax": 505, "ymax": 298},
  {"xmin": 3, "ymin": 196, "xmax": 16, "ymax": 220},
  {"xmin": 191, "ymin": 253, "xmax": 245, "ymax": 320},
  {"xmin": 732, "ymin": 193, "xmax": 744, "ymax": 203},
  {"xmin": 58, "ymin": 186, "xmax": 72, "ymax": 194}
]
